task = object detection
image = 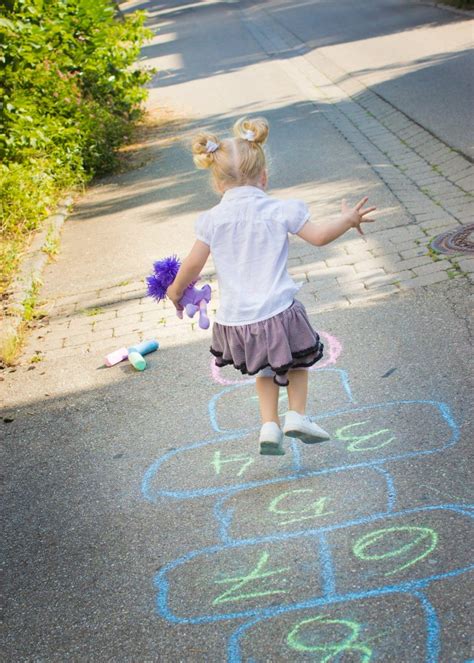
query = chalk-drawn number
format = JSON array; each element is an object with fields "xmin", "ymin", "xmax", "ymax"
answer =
[
  {"xmin": 268, "ymin": 489, "xmax": 334, "ymax": 526},
  {"xmin": 353, "ymin": 525, "xmax": 438, "ymax": 576},
  {"xmin": 213, "ymin": 551, "xmax": 290, "ymax": 605},
  {"xmin": 211, "ymin": 450, "xmax": 254, "ymax": 477},
  {"xmin": 287, "ymin": 615, "xmax": 372, "ymax": 661},
  {"xmin": 335, "ymin": 420, "xmax": 396, "ymax": 452}
]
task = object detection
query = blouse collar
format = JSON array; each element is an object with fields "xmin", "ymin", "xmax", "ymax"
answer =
[{"xmin": 221, "ymin": 185, "xmax": 267, "ymax": 201}]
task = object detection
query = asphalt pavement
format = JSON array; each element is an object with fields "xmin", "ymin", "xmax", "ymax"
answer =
[
  {"xmin": 252, "ymin": 0, "xmax": 474, "ymax": 158},
  {"xmin": 1, "ymin": 1, "xmax": 473, "ymax": 661}
]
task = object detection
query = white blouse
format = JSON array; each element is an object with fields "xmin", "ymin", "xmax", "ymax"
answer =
[{"xmin": 195, "ymin": 186, "xmax": 310, "ymax": 326}]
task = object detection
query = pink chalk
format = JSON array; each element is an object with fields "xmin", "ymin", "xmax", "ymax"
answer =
[{"xmin": 105, "ymin": 347, "xmax": 128, "ymax": 367}]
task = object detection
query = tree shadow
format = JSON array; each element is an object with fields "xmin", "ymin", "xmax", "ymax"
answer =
[
  {"xmin": 132, "ymin": 0, "xmax": 468, "ymax": 89},
  {"xmin": 71, "ymin": 39, "xmax": 470, "ymax": 229},
  {"xmin": 70, "ymin": 99, "xmax": 370, "ymax": 227}
]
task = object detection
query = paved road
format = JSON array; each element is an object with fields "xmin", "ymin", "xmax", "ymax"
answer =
[
  {"xmin": 245, "ymin": 0, "xmax": 474, "ymax": 158},
  {"xmin": 2, "ymin": 0, "xmax": 473, "ymax": 661}
]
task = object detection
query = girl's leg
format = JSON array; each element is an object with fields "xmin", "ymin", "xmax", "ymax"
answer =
[
  {"xmin": 284, "ymin": 369, "xmax": 330, "ymax": 442},
  {"xmin": 287, "ymin": 369, "xmax": 308, "ymax": 415},
  {"xmin": 255, "ymin": 376, "xmax": 280, "ymax": 424}
]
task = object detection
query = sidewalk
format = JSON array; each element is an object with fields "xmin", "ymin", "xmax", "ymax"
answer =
[
  {"xmin": 2, "ymin": 1, "xmax": 473, "ymax": 661},
  {"xmin": 14, "ymin": 0, "xmax": 473, "ymax": 368}
]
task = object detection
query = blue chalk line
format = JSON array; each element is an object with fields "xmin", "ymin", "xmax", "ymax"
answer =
[
  {"xmin": 141, "ymin": 400, "xmax": 459, "ymax": 502},
  {"xmin": 153, "ymin": 504, "xmax": 473, "ymax": 624}
]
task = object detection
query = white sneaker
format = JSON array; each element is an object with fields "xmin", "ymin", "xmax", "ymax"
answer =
[
  {"xmin": 259, "ymin": 422, "xmax": 285, "ymax": 456},
  {"xmin": 283, "ymin": 410, "xmax": 331, "ymax": 444}
]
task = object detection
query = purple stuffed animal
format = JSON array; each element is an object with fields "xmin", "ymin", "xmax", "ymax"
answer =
[{"xmin": 146, "ymin": 255, "xmax": 212, "ymax": 330}]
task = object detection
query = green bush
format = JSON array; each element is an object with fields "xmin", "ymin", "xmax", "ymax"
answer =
[
  {"xmin": 441, "ymin": 0, "xmax": 474, "ymax": 7},
  {"xmin": 0, "ymin": 0, "xmax": 153, "ymax": 290}
]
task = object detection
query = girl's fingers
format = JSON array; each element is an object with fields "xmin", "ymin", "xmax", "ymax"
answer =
[
  {"xmin": 355, "ymin": 196, "xmax": 369, "ymax": 210},
  {"xmin": 362, "ymin": 217, "xmax": 375, "ymax": 223},
  {"xmin": 357, "ymin": 226, "xmax": 364, "ymax": 235},
  {"xmin": 361, "ymin": 206, "xmax": 376, "ymax": 216}
]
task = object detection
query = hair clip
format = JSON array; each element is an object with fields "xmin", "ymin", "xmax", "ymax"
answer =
[
  {"xmin": 243, "ymin": 130, "xmax": 255, "ymax": 141},
  {"xmin": 205, "ymin": 140, "xmax": 219, "ymax": 153}
]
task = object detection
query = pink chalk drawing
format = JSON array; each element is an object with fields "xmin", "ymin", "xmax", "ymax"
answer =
[
  {"xmin": 313, "ymin": 332, "xmax": 342, "ymax": 370},
  {"xmin": 210, "ymin": 331, "xmax": 342, "ymax": 385},
  {"xmin": 210, "ymin": 357, "xmax": 253, "ymax": 386}
]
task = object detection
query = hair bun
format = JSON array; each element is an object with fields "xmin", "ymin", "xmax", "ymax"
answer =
[
  {"xmin": 233, "ymin": 116, "xmax": 269, "ymax": 145},
  {"xmin": 192, "ymin": 132, "xmax": 220, "ymax": 169}
]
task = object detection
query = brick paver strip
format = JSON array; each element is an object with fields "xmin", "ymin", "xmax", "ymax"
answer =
[
  {"xmin": 413, "ymin": 260, "xmax": 453, "ymax": 276},
  {"xmin": 398, "ymin": 272, "xmax": 451, "ymax": 288}
]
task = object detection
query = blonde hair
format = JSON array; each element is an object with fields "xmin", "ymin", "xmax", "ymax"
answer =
[{"xmin": 192, "ymin": 116, "xmax": 269, "ymax": 190}]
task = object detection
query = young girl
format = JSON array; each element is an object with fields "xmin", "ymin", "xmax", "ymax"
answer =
[{"xmin": 167, "ymin": 117, "xmax": 375, "ymax": 456}]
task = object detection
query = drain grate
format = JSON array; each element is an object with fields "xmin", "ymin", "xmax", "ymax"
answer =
[{"xmin": 430, "ymin": 224, "xmax": 474, "ymax": 255}]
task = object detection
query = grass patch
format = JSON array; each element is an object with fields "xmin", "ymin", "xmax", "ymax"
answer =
[
  {"xmin": 22, "ymin": 278, "xmax": 43, "ymax": 322},
  {"xmin": 83, "ymin": 307, "xmax": 104, "ymax": 317},
  {"xmin": 0, "ymin": 237, "xmax": 22, "ymax": 294},
  {"xmin": 0, "ymin": 324, "xmax": 23, "ymax": 366},
  {"xmin": 42, "ymin": 227, "xmax": 61, "ymax": 259},
  {"xmin": 428, "ymin": 246, "xmax": 441, "ymax": 261},
  {"xmin": 0, "ymin": 276, "xmax": 42, "ymax": 365}
]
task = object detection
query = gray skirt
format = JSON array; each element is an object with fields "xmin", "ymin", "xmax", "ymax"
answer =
[{"xmin": 210, "ymin": 300, "xmax": 324, "ymax": 386}]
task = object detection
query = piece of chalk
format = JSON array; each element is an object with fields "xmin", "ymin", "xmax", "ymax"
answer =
[
  {"xmin": 128, "ymin": 351, "xmax": 147, "ymax": 371},
  {"xmin": 129, "ymin": 339, "xmax": 159, "ymax": 356},
  {"xmin": 104, "ymin": 347, "xmax": 128, "ymax": 367}
]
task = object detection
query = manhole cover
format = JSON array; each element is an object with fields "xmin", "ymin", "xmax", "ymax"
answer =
[{"xmin": 430, "ymin": 224, "xmax": 474, "ymax": 255}]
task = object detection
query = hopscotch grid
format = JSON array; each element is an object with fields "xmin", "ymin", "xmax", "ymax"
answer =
[
  {"xmin": 153, "ymin": 505, "xmax": 473, "ymax": 624},
  {"xmin": 411, "ymin": 591, "xmax": 440, "ymax": 663},
  {"xmin": 214, "ymin": 465, "xmax": 396, "ymax": 543},
  {"xmin": 143, "ymin": 334, "xmax": 469, "ymax": 660},
  {"xmin": 141, "ymin": 429, "xmax": 247, "ymax": 502},
  {"xmin": 289, "ymin": 439, "xmax": 302, "ymax": 472},
  {"xmin": 372, "ymin": 466, "xmax": 397, "ymax": 512},
  {"xmin": 318, "ymin": 532, "xmax": 336, "ymax": 598},
  {"xmin": 213, "ymin": 497, "xmax": 235, "ymax": 545},
  {"xmin": 155, "ymin": 566, "xmax": 474, "ymax": 627},
  {"xmin": 208, "ymin": 368, "xmax": 355, "ymax": 434},
  {"xmin": 142, "ymin": 399, "xmax": 459, "ymax": 502},
  {"xmin": 226, "ymin": 589, "xmax": 443, "ymax": 663}
]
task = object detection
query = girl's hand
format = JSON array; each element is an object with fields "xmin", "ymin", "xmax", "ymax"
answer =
[
  {"xmin": 342, "ymin": 196, "xmax": 376, "ymax": 235},
  {"xmin": 166, "ymin": 284, "xmax": 184, "ymax": 311}
]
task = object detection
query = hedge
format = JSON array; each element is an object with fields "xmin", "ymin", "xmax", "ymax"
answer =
[{"xmin": 0, "ymin": 0, "xmax": 153, "ymax": 291}]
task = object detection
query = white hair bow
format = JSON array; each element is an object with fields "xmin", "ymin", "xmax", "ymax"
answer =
[
  {"xmin": 243, "ymin": 130, "xmax": 255, "ymax": 141},
  {"xmin": 205, "ymin": 139, "xmax": 219, "ymax": 153}
]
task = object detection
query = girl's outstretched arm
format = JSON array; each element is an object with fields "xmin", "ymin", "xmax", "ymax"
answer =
[
  {"xmin": 167, "ymin": 240, "xmax": 210, "ymax": 309},
  {"xmin": 298, "ymin": 196, "xmax": 376, "ymax": 246}
]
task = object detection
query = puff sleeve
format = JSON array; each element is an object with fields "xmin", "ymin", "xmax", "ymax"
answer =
[
  {"xmin": 281, "ymin": 199, "xmax": 310, "ymax": 234},
  {"xmin": 195, "ymin": 212, "xmax": 212, "ymax": 245}
]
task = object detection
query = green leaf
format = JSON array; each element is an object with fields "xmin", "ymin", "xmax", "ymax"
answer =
[{"xmin": 0, "ymin": 18, "xmax": 17, "ymax": 32}]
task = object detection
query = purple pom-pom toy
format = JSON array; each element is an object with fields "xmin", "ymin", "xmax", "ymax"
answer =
[{"xmin": 146, "ymin": 255, "xmax": 212, "ymax": 330}]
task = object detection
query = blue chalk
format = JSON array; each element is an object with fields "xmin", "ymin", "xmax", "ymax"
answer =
[{"xmin": 129, "ymin": 339, "xmax": 159, "ymax": 355}]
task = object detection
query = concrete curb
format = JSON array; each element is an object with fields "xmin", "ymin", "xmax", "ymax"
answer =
[{"xmin": 0, "ymin": 197, "xmax": 73, "ymax": 364}]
